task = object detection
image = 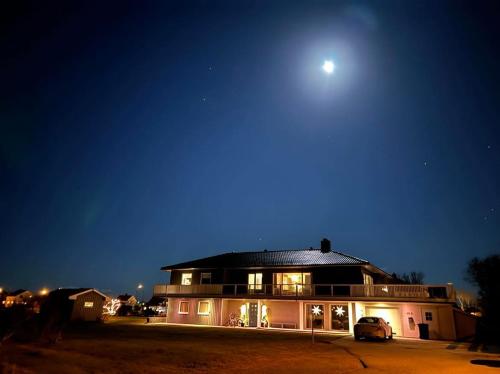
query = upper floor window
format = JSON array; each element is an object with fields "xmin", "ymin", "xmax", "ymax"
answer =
[
  {"xmin": 273, "ymin": 273, "xmax": 311, "ymax": 295},
  {"xmin": 274, "ymin": 272, "xmax": 311, "ymax": 285},
  {"xmin": 363, "ymin": 273, "xmax": 373, "ymax": 285},
  {"xmin": 200, "ymin": 272, "xmax": 212, "ymax": 284},
  {"xmin": 84, "ymin": 302, "xmax": 93, "ymax": 308},
  {"xmin": 181, "ymin": 273, "xmax": 192, "ymax": 285},
  {"xmin": 248, "ymin": 273, "xmax": 263, "ymax": 291}
]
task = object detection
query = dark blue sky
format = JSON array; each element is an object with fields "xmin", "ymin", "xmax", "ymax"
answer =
[{"xmin": 1, "ymin": 1, "xmax": 499, "ymax": 297}]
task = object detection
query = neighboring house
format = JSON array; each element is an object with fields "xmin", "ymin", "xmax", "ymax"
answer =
[
  {"xmin": 3, "ymin": 289, "xmax": 33, "ymax": 307},
  {"xmin": 147, "ymin": 296, "xmax": 167, "ymax": 315},
  {"xmin": 154, "ymin": 238, "xmax": 460, "ymax": 340},
  {"xmin": 42, "ymin": 288, "xmax": 108, "ymax": 322},
  {"xmin": 117, "ymin": 294, "xmax": 138, "ymax": 306}
]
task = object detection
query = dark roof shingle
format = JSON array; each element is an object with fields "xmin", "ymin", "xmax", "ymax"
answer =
[{"xmin": 161, "ymin": 249, "xmax": 368, "ymax": 270}]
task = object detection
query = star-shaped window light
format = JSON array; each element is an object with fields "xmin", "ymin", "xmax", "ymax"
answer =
[
  {"xmin": 312, "ymin": 305, "xmax": 322, "ymax": 316},
  {"xmin": 334, "ymin": 306, "xmax": 345, "ymax": 317}
]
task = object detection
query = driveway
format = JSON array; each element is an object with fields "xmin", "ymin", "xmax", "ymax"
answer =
[{"xmin": 328, "ymin": 334, "xmax": 500, "ymax": 373}]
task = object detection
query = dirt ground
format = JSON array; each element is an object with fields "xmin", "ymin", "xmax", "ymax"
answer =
[{"xmin": 0, "ymin": 317, "xmax": 499, "ymax": 373}]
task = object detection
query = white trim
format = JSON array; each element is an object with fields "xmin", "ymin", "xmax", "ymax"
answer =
[
  {"xmin": 197, "ymin": 300, "xmax": 210, "ymax": 315},
  {"xmin": 178, "ymin": 300, "xmax": 190, "ymax": 314},
  {"xmin": 68, "ymin": 288, "xmax": 108, "ymax": 300}
]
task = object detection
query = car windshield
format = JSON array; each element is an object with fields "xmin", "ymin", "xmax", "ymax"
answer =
[{"xmin": 358, "ymin": 317, "xmax": 379, "ymax": 324}]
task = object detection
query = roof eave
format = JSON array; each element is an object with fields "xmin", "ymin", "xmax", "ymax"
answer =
[{"xmin": 162, "ymin": 263, "xmax": 368, "ymax": 271}]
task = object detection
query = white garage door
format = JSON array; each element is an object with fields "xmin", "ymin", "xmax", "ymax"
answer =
[{"xmin": 365, "ymin": 307, "xmax": 402, "ymax": 337}]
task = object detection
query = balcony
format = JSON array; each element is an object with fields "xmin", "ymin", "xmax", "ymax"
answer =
[{"xmin": 153, "ymin": 283, "xmax": 455, "ymax": 302}]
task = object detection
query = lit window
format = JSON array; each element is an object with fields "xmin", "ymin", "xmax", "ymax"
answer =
[
  {"xmin": 200, "ymin": 273, "xmax": 211, "ymax": 284},
  {"xmin": 181, "ymin": 273, "xmax": 192, "ymax": 285},
  {"xmin": 84, "ymin": 302, "xmax": 94, "ymax": 308},
  {"xmin": 425, "ymin": 312, "xmax": 433, "ymax": 321},
  {"xmin": 198, "ymin": 301, "xmax": 210, "ymax": 315},
  {"xmin": 178, "ymin": 301, "xmax": 189, "ymax": 314},
  {"xmin": 273, "ymin": 273, "xmax": 311, "ymax": 295},
  {"xmin": 248, "ymin": 273, "xmax": 263, "ymax": 291}
]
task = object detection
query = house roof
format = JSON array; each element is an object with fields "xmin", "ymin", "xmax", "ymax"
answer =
[
  {"xmin": 9, "ymin": 289, "xmax": 30, "ymax": 296},
  {"xmin": 161, "ymin": 248, "xmax": 369, "ymax": 271},
  {"xmin": 49, "ymin": 288, "xmax": 107, "ymax": 300},
  {"xmin": 117, "ymin": 294, "xmax": 135, "ymax": 302}
]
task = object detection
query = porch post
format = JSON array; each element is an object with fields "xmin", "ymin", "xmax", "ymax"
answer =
[
  {"xmin": 220, "ymin": 299, "xmax": 225, "ymax": 326},
  {"xmin": 299, "ymin": 301, "xmax": 304, "ymax": 330},
  {"xmin": 257, "ymin": 299, "xmax": 262, "ymax": 328},
  {"xmin": 348, "ymin": 302, "xmax": 355, "ymax": 334}
]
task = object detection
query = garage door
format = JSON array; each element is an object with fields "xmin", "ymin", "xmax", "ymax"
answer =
[{"xmin": 365, "ymin": 307, "xmax": 402, "ymax": 337}]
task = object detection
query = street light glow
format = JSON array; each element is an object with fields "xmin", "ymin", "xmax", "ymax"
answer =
[{"xmin": 137, "ymin": 283, "xmax": 143, "ymax": 289}]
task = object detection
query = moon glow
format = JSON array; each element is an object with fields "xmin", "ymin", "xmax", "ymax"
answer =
[{"xmin": 322, "ymin": 60, "xmax": 335, "ymax": 74}]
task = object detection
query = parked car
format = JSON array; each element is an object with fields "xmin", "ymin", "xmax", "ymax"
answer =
[{"xmin": 354, "ymin": 317, "xmax": 393, "ymax": 340}]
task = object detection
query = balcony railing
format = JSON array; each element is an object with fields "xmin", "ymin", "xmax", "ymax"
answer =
[{"xmin": 154, "ymin": 283, "xmax": 455, "ymax": 301}]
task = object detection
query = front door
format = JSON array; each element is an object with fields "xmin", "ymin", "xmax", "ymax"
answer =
[{"xmin": 248, "ymin": 303, "xmax": 258, "ymax": 327}]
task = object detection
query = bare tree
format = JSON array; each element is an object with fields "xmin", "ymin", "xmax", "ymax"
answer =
[
  {"xmin": 392, "ymin": 271, "xmax": 425, "ymax": 284},
  {"xmin": 455, "ymin": 289, "xmax": 478, "ymax": 312}
]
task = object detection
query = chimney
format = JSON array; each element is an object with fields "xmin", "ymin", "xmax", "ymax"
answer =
[{"xmin": 320, "ymin": 238, "xmax": 331, "ymax": 253}]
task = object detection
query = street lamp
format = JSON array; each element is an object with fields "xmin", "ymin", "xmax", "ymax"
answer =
[
  {"xmin": 137, "ymin": 283, "xmax": 144, "ymax": 303},
  {"xmin": 40, "ymin": 288, "xmax": 49, "ymax": 296}
]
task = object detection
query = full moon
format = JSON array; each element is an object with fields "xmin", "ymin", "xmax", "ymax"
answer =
[{"xmin": 322, "ymin": 60, "xmax": 335, "ymax": 74}]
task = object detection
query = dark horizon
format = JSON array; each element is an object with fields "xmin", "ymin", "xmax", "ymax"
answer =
[{"xmin": 1, "ymin": 0, "xmax": 499, "ymax": 298}]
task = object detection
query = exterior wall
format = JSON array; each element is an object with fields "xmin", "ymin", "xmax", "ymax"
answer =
[
  {"xmin": 265, "ymin": 300, "xmax": 300, "ymax": 328},
  {"xmin": 435, "ymin": 305, "xmax": 455, "ymax": 340},
  {"xmin": 71, "ymin": 291, "xmax": 105, "ymax": 321},
  {"xmin": 453, "ymin": 309, "xmax": 477, "ymax": 340},
  {"xmin": 170, "ymin": 266, "xmax": 371, "ymax": 286},
  {"xmin": 357, "ymin": 301, "xmax": 456, "ymax": 340},
  {"xmin": 224, "ymin": 299, "xmax": 301, "ymax": 328},
  {"xmin": 167, "ymin": 297, "xmax": 222, "ymax": 326},
  {"xmin": 170, "ymin": 269, "xmax": 225, "ymax": 285},
  {"xmin": 166, "ymin": 296, "xmax": 456, "ymax": 341}
]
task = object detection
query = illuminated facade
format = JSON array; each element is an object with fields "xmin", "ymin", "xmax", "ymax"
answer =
[{"xmin": 155, "ymin": 239, "xmax": 459, "ymax": 340}]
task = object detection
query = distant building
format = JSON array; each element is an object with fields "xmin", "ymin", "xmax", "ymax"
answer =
[
  {"xmin": 147, "ymin": 295, "xmax": 167, "ymax": 315},
  {"xmin": 42, "ymin": 288, "xmax": 108, "ymax": 322},
  {"xmin": 117, "ymin": 294, "xmax": 138, "ymax": 306},
  {"xmin": 3, "ymin": 289, "xmax": 33, "ymax": 307}
]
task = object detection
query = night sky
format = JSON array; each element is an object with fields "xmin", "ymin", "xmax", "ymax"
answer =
[{"xmin": 1, "ymin": 1, "xmax": 499, "ymax": 297}]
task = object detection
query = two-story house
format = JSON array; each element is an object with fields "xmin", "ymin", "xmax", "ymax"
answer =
[{"xmin": 154, "ymin": 239, "xmax": 458, "ymax": 340}]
